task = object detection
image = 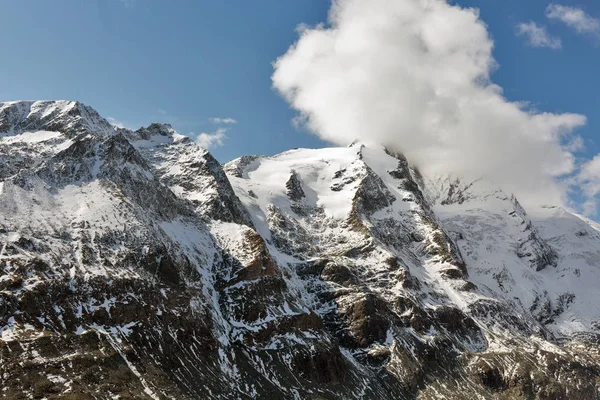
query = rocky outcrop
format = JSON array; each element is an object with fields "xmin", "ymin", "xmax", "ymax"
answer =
[{"xmin": 285, "ymin": 170, "xmax": 305, "ymax": 201}]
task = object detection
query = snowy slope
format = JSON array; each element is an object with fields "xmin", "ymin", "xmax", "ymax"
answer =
[
  {"xmin": 225, "ymin": 141, "xmax": 600, "ymax": 398},
  {"xmin": 427, "ymin": 177, "xmax": 600, "ymax": 340}
]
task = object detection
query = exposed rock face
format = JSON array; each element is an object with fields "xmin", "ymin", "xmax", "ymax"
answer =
[
  {"xmin": 2, "ymin": 101, "xmax": 600, "ymax": 399},
  {"xmin": 285, "ymin": 170, "xmax": 305, "ymax": 201}
]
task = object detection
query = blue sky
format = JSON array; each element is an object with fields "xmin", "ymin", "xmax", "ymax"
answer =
[
  {"xmin": 1, "ymin": 0, "xmax": 599, "ymax": 215},
  {"xmin": 1, "ymin": 0, "xmax": 598, "ymax": 161}
]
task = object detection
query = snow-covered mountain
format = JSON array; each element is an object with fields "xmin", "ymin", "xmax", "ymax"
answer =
[{"xmin": 1, "ymin": 100, "xmax": 600, "ymax": 399}]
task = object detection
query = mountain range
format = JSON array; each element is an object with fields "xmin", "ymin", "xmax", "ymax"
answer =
[{"xmin": 1, "ymin": 100, "xmax": 600, "ymax": 399}]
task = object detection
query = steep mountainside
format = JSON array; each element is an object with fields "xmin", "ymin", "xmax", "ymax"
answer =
[{"xmin": 1, "ymin": 101, "xmax": 600, "ymax": 399}]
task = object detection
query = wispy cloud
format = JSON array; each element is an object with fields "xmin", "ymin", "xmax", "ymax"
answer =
[
  {"xmin": 546, "ymin": 4, "xmax": 600, "ymax": 36},
  {"xmin": 195, "ymin": 127, "xmax": 228, "ymax": 149},
  {"xmin": 516, "ymin": 22, "xmax": 562, "ymax": 49},
  {"xmin": 210, "ymin": 117, "xmax": 238, "ymax": 125}
]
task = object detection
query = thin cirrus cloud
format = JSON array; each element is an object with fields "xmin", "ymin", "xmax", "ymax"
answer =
[
  {"xmin": 272, "ymin": 0, "xmax": 598, "ymax": 214},
  {"xmin": 516, "ymin": 21, "xmax": 562, "ymax": 49},
  {"xmin": 546, "ymin": 4, "xmax": 600, "ymax": 36},
  {"xmin": 195, "ymin": 128, "xmax": 228, "ymax": 149},
  {"xmin": 210, "ymin": 117, "xmax": 238, "ymax": 125}
]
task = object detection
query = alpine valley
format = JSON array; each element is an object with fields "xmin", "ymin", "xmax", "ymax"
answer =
[{"xmin": 2, "ymin": 100, "xmax": 600, "ymax": 400}]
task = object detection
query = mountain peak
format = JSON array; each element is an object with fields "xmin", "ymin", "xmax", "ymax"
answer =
[
  {"xmin": 348, "ymin": 138, "xmax": 387, "ymax": 150},
  {"xmin": 0, "ymin": 99, "xmax": 115, "ymax": 138},
  {"xmin": 134, "ymin": 122, "xmax": 176, "ymax": 138}
]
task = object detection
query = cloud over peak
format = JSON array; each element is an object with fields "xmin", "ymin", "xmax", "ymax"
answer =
[{"xmin": 273, "ymin": 0, "xmax": 592, "ymax": 211}]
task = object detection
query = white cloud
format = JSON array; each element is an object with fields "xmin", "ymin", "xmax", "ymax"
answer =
[
  {"xmin": 578, "ymin": 155, "xmax": 600, "ymax": 216},
  {"xmin": 195, "ymin": 128, "xmax": 227, "ymax": 149},
  {"xmin": 546, "ymin": 4, "xmax": 600, "ymax": 36},
  {"xmin": 516, "ymin": 21, "xmax": 562, "ymax": 49},
  {"xmin": 210, "ymin": 117, "xmax": 238, "ymax": 125},
  {"xmin": 107, "ymin": 117, "xmax": 127, "ymax": 129},
  {"xmin": 272, "ymin": 0, "xmax": 593, "ymax": 210}
]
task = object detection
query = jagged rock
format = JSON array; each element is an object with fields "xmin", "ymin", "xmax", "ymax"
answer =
[
  {"xmin": 351, "ymin": 166, "xmax": 396, "ymax": 216},
  {"xmin": 223, "ymin": 155, "xmax": 261, "ymax": 178},
  {"xmin": 292, "ymin": 344, "xmax": 349, "ymax": 384},
  {"xmin": 471, "ymin": 359, "xmax": 506, "ymax": 390},
  {"xmin": 286, "ymin": 169, "xmax": 305, "ymax": 201},
  {"xmin": 341, "ymin": 293, "xmax": 393, "ymax": 348},
  {"xmin": 321, "ymin": 263, "xmax": 358, "ymax": 286}
]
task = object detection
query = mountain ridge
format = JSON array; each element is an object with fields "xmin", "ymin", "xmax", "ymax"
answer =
[{"xmin": 1, "ymin": 100, "xmax": 600, "ymax": 399}]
